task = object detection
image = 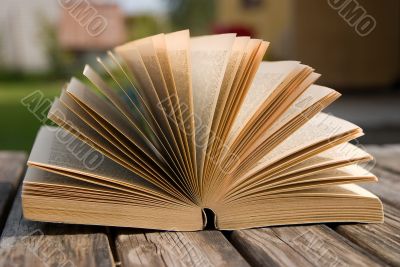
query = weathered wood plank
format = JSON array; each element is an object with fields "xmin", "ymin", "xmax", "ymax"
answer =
[
  {"xmin": 228, "ymin": 146, "xmax": 400, "ymax": 267},
  {"xmin": 333, "ymin": 203, "xmax": 400, "ymax": 267},
  {"xmin": 327, "ymin": 146, "xmax": 400, "ymax": 267},
  {"xmin": 364, "ymin": 146, "xmax": 400, "ymax": 220},
  {"xmin": 366, "ymin": 145, "xmax": 400, "ymax": 173},
  {"xmin": 229, "ymin": 228, "xmax": 313, "ymax": 267},
  {"xmin": 230, "ymin": 225, "xmax": 386, "ymax": 267},
  {"xmin": 362, "ymin": 166, "xmax": 400, "ymax": 209},
  {"xmin": 0, "ymin": 151, "xmax": 26, "ymax": 187},
  {"xmin": 0, "ymin": 152, "xmax": 27, "ymax": 231},
  {"xmin": 0, "ymin": 189, "xmax": 115, "ymax": 267},
  {"xmin": 384, "ymin": 203, "xmax": 400, "ymax": 229},
  {"xmin": 360, "ymin": 145, "xmax": 400, "ymax": 209},
  {"xmin": 115, "ymin": 229, "xmax": 249, "ymax": 267}
]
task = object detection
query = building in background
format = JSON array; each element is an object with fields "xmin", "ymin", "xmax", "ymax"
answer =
[
  {"xmin": 283, "ymin": 0, "xmax": 400, "ymax": 88},
  {"xmin": 58, "ymin": 3, "xmax": 126, "ymax": 52},
  {"xmin": 215, "ymin": 0, "xmax": 400, "ymax": 88},
  {"xmin": 215, "ymin": 0, "xmax": 292, "ymax": 59},
  {"xmin": 0, "ymin": 0, "xmax": 59, "ymax": 72},
  {"xmin": 1, "ymin": 0, "xmax": 399, "ymax": 88},
  {"xmin": 0, "ymin": 0, "xmax": 167, "ymax": 73}
]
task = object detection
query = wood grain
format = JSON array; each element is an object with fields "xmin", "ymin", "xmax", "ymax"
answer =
[
  {"xmin": 0, "ymin": 152, "xmax": 27, "ymax": 231},
  {"xmin": 0, "ymin": 145, "xmax": 398, "ymax": 267},
  {"xmin": 115, "ymin": 229, "xmax": 249, "ymax": 267},
  {"xmin": 334, "ymin": 204, "xmax": 400, "ymax": 266},
  {"xmin": 0, "ymin": 189, "xmax": 115, "ymax": 267},
  {"xmin": 328, "ymin": 145, "xmax": 400, "ymax": 266},
  {"xmin": 361, "ymin": 145, "xmax": 400, "ymax": 209},
  {"xmin": 362, "ymin": 166, "xmax": 400, "ymax": 209},
  {"xmin": 230, "ymin": 225, "xmax": 386, "ymax": 267},
  {"xmin": 366, "ymin": 144, "xmax": 400, "ymax": 173},
  {"xmin": 227, "ymin": 146, "xmax": 399, "ymax": 267},
  {"xmin": 230, "ymin": 228, "xmax": 313, "ymax": 267}
]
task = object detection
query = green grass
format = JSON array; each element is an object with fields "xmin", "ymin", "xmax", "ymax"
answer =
[{"xmin": 0, "ymin": 80, "xmax": 63, "ymax": 151}]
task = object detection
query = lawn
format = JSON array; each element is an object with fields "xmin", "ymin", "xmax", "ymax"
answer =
[{"xmin": 0, "ymin": 80, "xmax": 63, "ymax": 151}]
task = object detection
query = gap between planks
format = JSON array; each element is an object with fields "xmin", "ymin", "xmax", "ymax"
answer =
[
  {"xmin": 0, "ymin": 152, "xmax": 27, "ymax": 232},
  {"xmin": 113, "ymin": 228, "xmax": 250, "ymax": 267},
  {"xmin": 0, "ymin": 146, "xmax": 399, "ymax": 267},
  {"xmin": 226, "ymin": 145, "xmax": 400, "ymax": 267},
  {"xmin": 0, "ymin": 188, "xmax": 116, "ymax": 267}
]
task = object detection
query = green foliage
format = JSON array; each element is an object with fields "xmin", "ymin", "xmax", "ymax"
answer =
[
  {"xmin": 125, "ymin": 15, "xmax": 172, "ymax": 40},
  {"xmin": 0, "ymin": 80, "xmax": 62, "ymax": 151},
  {"xmin": 39, "ymin": 16, "xmax": 78, "ymax": 78},
  {"xmin": 168, "ymin": 0, "xmax": 215, "ymax": 35}
]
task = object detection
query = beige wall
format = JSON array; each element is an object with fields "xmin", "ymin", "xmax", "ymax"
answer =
[
  {"xmin": 287, "ymin": 0, "xmax": 400, "ymax": 87},
  {"xmin": 215, "ymin": 0, "xmax": 293, "ymax": 59},
  {"xmin": 0, "ymin": 0, "xmax": 59, "ymax": 72},
  {"xmin": 216, "ymin": 0, "xmax": 400, "ymax": 87}
]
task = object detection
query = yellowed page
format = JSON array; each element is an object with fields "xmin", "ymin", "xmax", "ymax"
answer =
[
  {"xmin": 153, "ymin": 33, "xmax": 196, "ymax": 193},
  {"xmin": 22, "ymin": 169, "xmax": 202, "ymax": 231},
  {"xmin": 224, "ymin": 113, "xmax": 363, "ymax": 197},
  {"xmin": 214, "ymin": 184, "xmax": 382, "ymax": 230},
  {"xmin": 25, "ymin": 163, "xmax": 180, "ymax": 207},
  {"xmin": 203, "ymin": 39, "xmax": 265, "ymax": 182},
  {"xmin": 225, "ymin": 68, "xmax": 318, "ymax": 159},
  {"xmin": 94, "ymin": 53, "xmax": 159, "ymax": 144},
  {"xmin": 269, "ymin": 142, "xmax": 372, "ymax": 181},
  {"xmin": 228, "ymin": 85, "xmax": 340, "ymax": 177},
  {"xmin": 66, "ymin": 77, "xmax": 156, "ymax": 158},
  {"xmin": 268, "ymin": 164, "xmax": 376, "ymax": 191},
  {"xmin": 206, "ymin": 85, "xmax": 339, "ymax": 201},
  {"xmin": 59, "ymin": 89, "xmax": 181, "ymax": 183},
  {"xmin": 228, "ymin": 61, "xmax": 302, "ymax": 144},
  {"xmin": 127, "ymin": 35, "xmax": 192, "ymax": 180},
  {"xmin": 28, "ymin": 126, "xmax": 158, "ymax": 191},
  {"xmin": 65, "ymin": 78, "xmax": 188, "ymax": 190},
  {"xmin": 261, "ymin": 113, "xmax": 362, "ymax": 169},
  {"xmin": 48, "ymin": 100, "xmax": 158, "ymax": 180},
  {"xmin": 209, "ymin": 64, "xmax": 318, "ymax": 188},
  {"xmin": 115, "ymin": 46, "xmax": 188, "ymax": 182},
  {"xmin": 228, "ymin": 164, "xmax": 377, "ymax": 201},
  {"xmin": 115, "ymin": 34, "xmax": 194, "ymax": 182},
  {"xmin": 30, "ymin": 124, "xmax": 193, "ymax": 203},
  {"xmin": 165, "ymin": 30, "xmax": 197, "ymax": 184},
  {"xmin": 22, "ymin": 167, "xmax": 193, "ymax": 207},
  {"xmin": 47, "ymin": 99, "xmax": 193, "ymax": 200},
  {"xmin": 190, "ymin": 33, "xmax": 236, "ymax": 186},
  {"xmin": 65, "ymin": 77, "xmax": 192, "ymax": 187},
  {"xmin": 209, "ymin": 62, "xmax": 309, "ymax": 183},
  {"xmin": 202, "ymin": 37, "xmax": 250, "ymax": 186}
]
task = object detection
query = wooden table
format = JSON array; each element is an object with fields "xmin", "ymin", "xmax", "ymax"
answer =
[{"xmin": 0, "ymin": 145, "xmax": 399, "ymax": 267}]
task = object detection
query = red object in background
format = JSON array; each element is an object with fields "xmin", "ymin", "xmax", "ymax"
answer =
[
  {"xmin": 213, "ymin": 25, "xmax": 255, "ymax": 37},
  {"xmin": 59, "ymin": 4, "xmax": 126, "ymax": 51}
]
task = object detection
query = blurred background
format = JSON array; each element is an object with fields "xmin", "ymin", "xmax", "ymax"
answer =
[{"xmin": 0, "ymin": 0, "xmax": 399, "ymax": 151}]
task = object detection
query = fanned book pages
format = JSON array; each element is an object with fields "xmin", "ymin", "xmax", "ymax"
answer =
[{"xmin": 22, "ymin": 30, "xmax": 383, "ymax": 230}]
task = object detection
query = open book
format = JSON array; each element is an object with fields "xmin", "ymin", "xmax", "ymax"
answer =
[{"xmin": 22, "ymin": 30, "xmax": 383, "ymax": 230}]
